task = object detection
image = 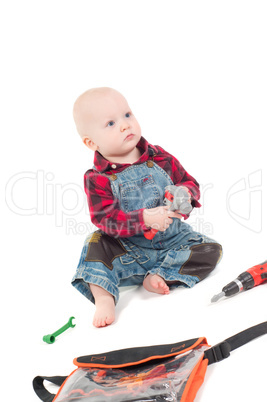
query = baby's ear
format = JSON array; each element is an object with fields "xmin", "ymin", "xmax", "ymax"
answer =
[{"xmin": 82, "ymin": 136, "xmax": 98, "ymax": 151}]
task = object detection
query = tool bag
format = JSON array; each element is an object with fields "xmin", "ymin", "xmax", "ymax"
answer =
[{"xmin": 33, "ymin": 321, "xmax": 267, "ymax": 402}]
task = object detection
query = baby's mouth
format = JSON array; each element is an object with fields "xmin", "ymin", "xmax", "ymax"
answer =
[{"xmin": 124, "ymin": 133, "xmax": 134, "ymax": 140}]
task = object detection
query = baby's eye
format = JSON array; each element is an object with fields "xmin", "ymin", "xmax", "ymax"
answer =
[
  {"xmin": 107, "ymin": 121, "xmax": 115, "ymax": 127},
  {"xmin": 125, "ymin": 112, "xmax": 131, "ymax": 118}
]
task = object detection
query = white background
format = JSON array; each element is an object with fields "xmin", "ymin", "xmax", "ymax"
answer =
[{"xmin": 1, "ymin": 1, "xmax": 267, "ymax": 401}]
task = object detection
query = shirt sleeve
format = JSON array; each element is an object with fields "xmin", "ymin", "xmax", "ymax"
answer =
[
  {"xmin": 84, "ymin": 170, "xmax": 148, "ymax": 238},
  {"xmin": 155, "ymin": 145, "xmax": 201, "ymax": 211}
]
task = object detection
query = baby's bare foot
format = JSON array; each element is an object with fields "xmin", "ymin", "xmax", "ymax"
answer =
[
  {"xmin": 90, "ymin": 284, "xmax": 115, "ymax": 328},
  {"xmin": 93, "ymin": 295, "xmax": 115, "ymax": 328},
  {"xmin": 143, "ymin": 274, "xmax": 170, "ymax": 295}
]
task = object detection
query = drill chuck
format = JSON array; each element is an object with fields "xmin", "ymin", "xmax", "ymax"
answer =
[
  {"xmin": 222, "ymin": 272, "xmax": 255, "ymax": 297},
  {"xmin": 222, "ymin": 280, "xmax": 241, "ymax": 297}
]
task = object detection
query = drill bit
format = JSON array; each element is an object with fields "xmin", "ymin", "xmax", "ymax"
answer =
[{"xmin": 211, "ymin": 291, "xmax": 225, "ymax": 303}]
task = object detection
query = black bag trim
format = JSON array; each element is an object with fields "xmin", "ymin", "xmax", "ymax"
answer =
[
  {"xmin": 74, "ymin": 337, "xmax": 205, "ymax": 368},
  {"xmin": 32, "ymin": 376, "xmax": 67, "ymax": 402}
]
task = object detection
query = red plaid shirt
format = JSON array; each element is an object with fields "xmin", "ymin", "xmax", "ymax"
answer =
[{"xmin": 84, "ymin": 137, "xmax": 201, "ymax": 237}]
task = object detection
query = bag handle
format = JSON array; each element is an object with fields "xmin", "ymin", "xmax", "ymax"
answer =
[
  {"xmin": 205, "ymin": 321, "xmax": 267, "ymax": 365},
  {"xmin": 32, "ymin": 376, "xmax": 67, "ymax": 402}
]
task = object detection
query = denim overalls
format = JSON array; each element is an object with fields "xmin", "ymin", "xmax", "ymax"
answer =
[{"xmin": 72, "ymin": 158, "xmax": 222, "ymax": 304}]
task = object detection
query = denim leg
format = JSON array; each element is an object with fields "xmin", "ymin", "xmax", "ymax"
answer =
[
  {"xmin": 71, "ymin": 234, "xmax": 153, "ymax": 304},
  {"xmin": 147, "ymin": 228, "xmax": 223, "ymax": 288}
]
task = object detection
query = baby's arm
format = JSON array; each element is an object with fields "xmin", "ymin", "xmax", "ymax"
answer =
[
  {"xmin": 171, "ymin": 159, "xmax": 201, "ymax": 209},
  {"xmin": 85, "ymin": 170, "xmax": 147, "ymax": 237},
  {"xmin": 156, "ymin": 145, "xmax": 201, "ymax": 210}
]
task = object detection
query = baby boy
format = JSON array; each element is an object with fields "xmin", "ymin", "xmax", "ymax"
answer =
[{"xmin": 72, "ymin": 87, "xmax": 222, "ymax": 327}]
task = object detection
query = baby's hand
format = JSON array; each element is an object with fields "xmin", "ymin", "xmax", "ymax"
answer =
[{"xmin": 143, "ymin": 206, "xmax": 182, "ymax": 232}]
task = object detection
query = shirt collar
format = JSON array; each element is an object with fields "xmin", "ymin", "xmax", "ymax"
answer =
[{"xmin": 93, "ymin": 136, "xmax": 158, "ymax": 173}]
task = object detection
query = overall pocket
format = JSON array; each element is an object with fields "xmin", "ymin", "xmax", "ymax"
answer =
[{"xmin": 119, "ymin": 174, "xmax": 161, "ymax": 212}]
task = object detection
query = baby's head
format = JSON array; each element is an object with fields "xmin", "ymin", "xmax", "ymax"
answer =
[{"xmin": 73, "ymin": 87, "xmax": 141, "ymax": 162}]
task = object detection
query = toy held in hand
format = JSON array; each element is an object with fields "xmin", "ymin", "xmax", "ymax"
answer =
[
  {"xmin": 144, "ymin": 185, "xmax": 192, "ymax": 240},
  {"xmin": 163, "ymin": 185, "xmax": 192, "ymax": 214}
]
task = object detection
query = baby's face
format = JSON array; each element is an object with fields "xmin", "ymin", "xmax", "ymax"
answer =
[{"xmin": 79, "ymin": 89, "xmax": 141, "ymax": 161}]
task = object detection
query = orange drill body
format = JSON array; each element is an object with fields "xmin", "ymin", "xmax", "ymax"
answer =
[
  {"xmin": 246, "ymin": 262, "xmax": 267, "ymax": 287},
  {"xmin": 211, "ymin": 261, "xmax": 267, "ymax": 302}
]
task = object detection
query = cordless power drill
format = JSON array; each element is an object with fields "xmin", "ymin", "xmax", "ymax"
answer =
[
  {"xmin": 211, "ymin": 260, "xmax": 267, "ymax": 302},
  {"xmin": 144, "ymin": 185, "xmax": 192, "ymax": 240}
]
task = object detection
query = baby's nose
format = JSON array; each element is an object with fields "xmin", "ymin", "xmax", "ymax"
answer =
[{"xmin": 120, "ymin": 121, "xmax": 130, "ymax": 132}]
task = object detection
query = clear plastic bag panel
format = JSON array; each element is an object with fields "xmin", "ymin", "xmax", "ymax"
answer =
[{"xmin": 56, "ymin": 345, "xmax": 208, "ymax": 402}]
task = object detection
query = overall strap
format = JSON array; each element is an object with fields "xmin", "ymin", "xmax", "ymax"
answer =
[
  {"xmin": 33, "ymin": 376, "xmax": 67, "ymax": 402},
  {"xmin": 205, "ymin": 321, "xmax": 267, "ymax": 365}
]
